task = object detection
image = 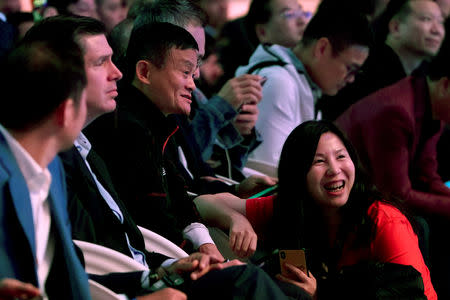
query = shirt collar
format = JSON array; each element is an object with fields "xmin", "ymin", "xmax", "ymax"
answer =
[
  {"xmin": 0, "ymin": 124, "xmax": 51, "ymax": 195},
  {"xmin": 288, "ymin": 49, "xmax": 322, "ymax": 100},
  {"xmin": 74, "ymin": 132, "xmax": 91, "ymax": 160}
]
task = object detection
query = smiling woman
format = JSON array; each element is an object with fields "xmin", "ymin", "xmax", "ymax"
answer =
[
  {"xmin": 265, "ymin": 120, "xmax": 436, "ymax": 299},
  {"xmin": 194, "ymin": 120, "xmax": 437, "ymax": 299}
]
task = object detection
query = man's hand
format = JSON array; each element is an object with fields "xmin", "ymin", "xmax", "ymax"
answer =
[
  {"xmin": 229, "ymin": 215, "xmax": 257, "ymax": 258},
  {"xmin": 218, "ymin": 74, "xmax": 263, "ymax": 110},
  {"xmin": 276, "ymin": 263, "xmax": 317, "ymax": 298},
  {"xmin": 234, "ymin": 102, "xmax": 259, "ymax": 136},
  {"xmin": 137, "ymin": 288, "xmax": 187, "ymax": 300},
  {"xmin": 198, "ymin": 243, "xmax": 224, "ymax": 263},
  {"xmin": 164, "ymin": 252, "xmax": 218, "ymax": 280},
  {"xmin": 236, "ymin": 175, "xmax": 278, "ymax": 198},
  {"xmin": 0, "ymin": 278, "xmax": 41, "ymax": 300}
]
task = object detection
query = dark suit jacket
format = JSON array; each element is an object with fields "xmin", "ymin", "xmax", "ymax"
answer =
[
  {"xmin": 0, "ymin": 132, "xmax": 91, "ymax": 299},
  {"xmin": 336, "ymin": 76, "xmax": 450, "ymax": 216},
  {"xmin": 0, "ymin": 20, "xmax": 14, "ymax": 59},
  {"xmin": 60, "ymin": 146, "xmax": 168, "ymax": 269}
]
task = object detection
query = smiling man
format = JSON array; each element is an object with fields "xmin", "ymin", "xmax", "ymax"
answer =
[
  {"xmin": 320, "ymin": 0, "xmax": 445, "ymax": 121},
  {"xmin": 85, "ymin": 21, "xmax": 226, "ymax": 261},
  {"xmin": 236, "ymin": 7, "xmax": 372, "ymax": 166}
]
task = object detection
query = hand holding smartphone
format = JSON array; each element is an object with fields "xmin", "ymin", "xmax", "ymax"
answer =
[
  {"xmin": 237, "ymin": 76, "xmax": 267, "ymax": 114},
  {"xmin": 279, "ymin": 249, "xmax": 308, "ymax": 277}
]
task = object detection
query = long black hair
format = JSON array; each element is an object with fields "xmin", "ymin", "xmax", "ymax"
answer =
[{"xmin": 272, "ymin": 120, "xmax": 382, "ymax": 270}]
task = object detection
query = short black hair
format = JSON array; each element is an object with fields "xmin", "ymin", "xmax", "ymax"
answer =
[
  {"xmin": 301, "ymin": 6, "xmax": 373, "ymax": 55},
  {"xmin": 23, "ymin": 15, "xmax": 106, "ymax": 54},
  {"xmin": 126, "ymin": 22, "xmax": 198, "ymax": 81},
  {"xmin": 318, "ymin": 0, "xmax": 378, "ymax": 18},
  {"xmin": 0, "ymin": 39, "xmax": 86, "ymax": 130},
  {"xmin": 134, "ymin": 0, "xmax": 206, "ymax": 30},
  {"xmin": 371, "ymin": 0, "xmax": 410, "ymax": 43},
  {"xmin": 246, "ymin": 0, "xmax": 273, "ymax": 27}
]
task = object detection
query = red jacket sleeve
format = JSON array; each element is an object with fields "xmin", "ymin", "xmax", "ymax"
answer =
[{"xmin": 246, "ymin": 196, "xmax": 275, "ymax": 233}]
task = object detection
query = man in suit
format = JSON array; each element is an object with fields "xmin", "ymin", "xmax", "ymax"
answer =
[
  {"xmin": 0, "ymin": 30, "xmax": 90, "ymax": 299},
  {"xmin": 20, "ymin": 16, "xmax": 306, "ymax": 300},
  {"xmin": 336, "ymin": 36, "xmax": 450, "ymax": 298}
]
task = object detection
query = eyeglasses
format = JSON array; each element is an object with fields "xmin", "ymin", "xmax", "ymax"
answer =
[{"xmin": 279, "ymin": 9, "xmax": 312, "ymax": 20}]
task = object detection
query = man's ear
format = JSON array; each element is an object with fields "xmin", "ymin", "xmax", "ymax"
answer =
[
  {"xmin": 313, "ymin": 37, "xmax": 330, "ymax": 59},
  {"xmin": 255, "ymin": 24, "xmax": 267, "ymax": 43},
  {"xmin": 388, "ymin": 18, "xmax": 400, "ymax": 36},
  {"xmin": 54, "ymin": 98, "xmax": 75, "ymax": 128},
  {"xmin": 135, "ymin": 60, "xmax": 152, "ymax": 85}
]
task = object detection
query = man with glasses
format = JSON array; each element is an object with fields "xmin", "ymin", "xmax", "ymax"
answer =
[
  {"xmin": 218, "ymin": 0, "xmax": 310, "ymax": 91},
  {"xmin": 236, "ymin": 7, "xmax": 372, "ymax": 166},
  {"xmin": 320, "ymin": 0, "xmax": 445, "ymax": 120}
]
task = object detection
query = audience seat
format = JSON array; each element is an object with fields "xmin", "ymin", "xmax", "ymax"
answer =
[
  {"xmin": 73, "ymin": 240, "xmax": 148, "ymax": 275},
  {"xmin": 137, "ymin": 226, "xmax": 188, "ymax": 259},
  {"xmin": 88, "ymin": 279, "xmax": 123, "ymax": 300},
  {"xmin": 244, "ymin": 159, "xmax": 278, "ymax": 178}
]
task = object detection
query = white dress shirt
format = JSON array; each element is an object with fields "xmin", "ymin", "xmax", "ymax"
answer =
[
  {"xmin": 0, "ymin": 124, "xmax": 54, "ymax": 300},
  {"xmin": 74, "ymin": 133, "xmax": 148, "ymax": 267}
]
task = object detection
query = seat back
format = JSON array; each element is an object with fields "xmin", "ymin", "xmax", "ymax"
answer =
[
  {"xmin": 89, "ymin": 279, "xmax": 123, "ymax": 300},
  {"xmin": 137, "ymin": 226, "xmax": 188, "ymax": 259},
  {"xmin": 245, "ymin": 159, "xmax": 278, "ymax": 178},
  {"xmin": 74, "ymin": 240, "xmax": 147, "ymax": 275}
]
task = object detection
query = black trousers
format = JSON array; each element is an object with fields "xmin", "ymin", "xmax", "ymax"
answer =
[
  {"xmin": 91, "ymin": 264, "xmax": 311, "ymax": 299},
  {"xmin": 189, "ymin": 264, "xmax": 311, "ymax": 300}
]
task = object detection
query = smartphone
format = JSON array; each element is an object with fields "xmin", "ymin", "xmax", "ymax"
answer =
[{"xmin": 279, "ymin": 249, "xmax": 307, "ymax": 277}]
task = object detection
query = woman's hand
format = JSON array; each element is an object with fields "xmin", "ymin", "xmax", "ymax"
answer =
[
  {"xmin": 229, "ymin": 215, "xmax": 257, "ymax": 258},
  {"xmin": 276, "ymin": 263, "xmax": 317, "ymax": 298}
]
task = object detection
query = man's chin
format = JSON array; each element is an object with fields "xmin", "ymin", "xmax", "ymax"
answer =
[{"xmin": 105, "ymin": 100, "xmax": 117, "ymax": 112}]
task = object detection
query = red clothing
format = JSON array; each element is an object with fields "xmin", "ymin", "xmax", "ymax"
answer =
[
  {"xmin": 246, "ymin": 197, "xmax": 437, "ymax": 299},
  {"xmin": 336, "ymin": 76, "xmax": 450, "ymax": 217}
]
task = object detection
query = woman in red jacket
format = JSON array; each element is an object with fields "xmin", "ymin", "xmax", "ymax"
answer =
[{"xmin": 195, "ymin": 120, "xmax": 436, "ymax": 299}]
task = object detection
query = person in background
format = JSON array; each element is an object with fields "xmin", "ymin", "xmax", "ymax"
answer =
[
  {"xmin": 194, "ymin": 0, "xmax": 229, "ymax": 37},
  {"xmin": 336, "ymin": 33, "xmax": 450, "ymax": 297},
  {"xmin": 217, "ymin": 0, "xmax": 310, "ymax": 94},
  {"xmin": 95, "ymin": 0, "xmax": 127, "ymax": 32},
  {"xmin": 0, "ymin": 0, "xmax": 20, "ymax": 15},
  {"xmin": 6, "ymin": 11, "xmax": 34, "ymax": 39},
  {"xmin": 320, "ymin": 0, "xmax": 445, "ymax": 121},
  {"xmin": 236, "ymin": 7, "xmax": 371, "ymax": 166},
  {"xmin": 46, "ymin": 0, "xmax": 99, "ymax": 19},
  {"xmin": 195, "ymin": 32, "xmax": 224, "ymax": 98}
]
